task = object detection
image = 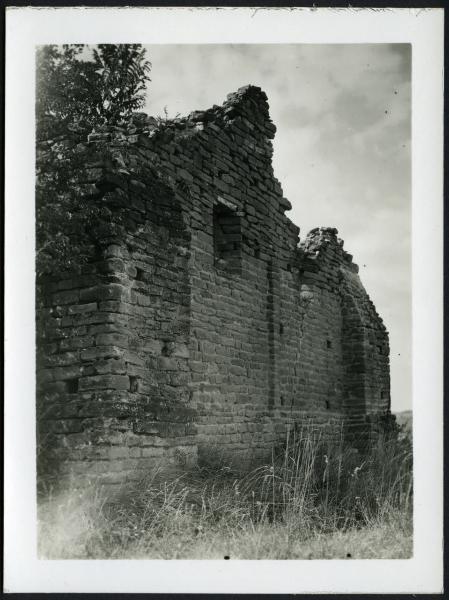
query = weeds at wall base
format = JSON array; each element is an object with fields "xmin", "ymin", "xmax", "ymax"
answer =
[{"xmin": 36, "ymin": 424, "xmax": 412, "ymax": 560}]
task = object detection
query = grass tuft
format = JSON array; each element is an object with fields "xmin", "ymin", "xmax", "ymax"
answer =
[{"xmin": 37, "ymin": 425, "xmax": 413, "ymax": 559}]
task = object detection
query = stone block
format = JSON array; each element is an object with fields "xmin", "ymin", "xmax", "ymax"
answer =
[
  {"xmin": 43, "ymin": 351, "xmax": 79, "ymax": 367},
  {"xmin": 171, "ymin": 343, "xmax": 190, "ymax": 358},
  {"xmin": 158, "ymin": 357, "xmax": 178, "ymax": 371},
  {"xmin": 80, "ymin": 284, "xmax": 130, "ymax": 303},
  {"xmin": 141, "ymin": 446, "xmax": 166, "ymax": 458},
  {"xmin": 108, "ymin": 446, "xmax": 130, "ymax": 460},
  {"xmin": 51, "ymin": 364, "xmax": 84, "ymax": 381},
  {"xmin": 52, "ymin": 289, "xmax": 80, "ymax": 305},
  {"xmin": 91, "ymin": 358, "xmax": 127, "ymax": 375},
  {"xmin": 96, "ymin": 332, "xmax": 129, "ymax": 347},
  {"xmin": 68, "ymin": 302, "xmax": 98, "ymax": 315},
  {"xmin": 81, "ymin": 346, "xmax": 124, "ymax": 361},
  {"xmin": 78, "ymin": 374, "xmax": 130, "ymax": 391}
]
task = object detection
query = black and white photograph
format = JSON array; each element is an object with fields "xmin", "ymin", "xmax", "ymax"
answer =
[{"xmin": 4, "ymin": 6, "xmax": 443, "ymax": 594}]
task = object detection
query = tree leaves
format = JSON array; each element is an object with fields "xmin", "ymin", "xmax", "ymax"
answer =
[
  {"xmin": 36, "ymin": 44, "xmax": 151, "ymax": 282},
  {"xmin": 36, "ymin": 44, "xmax": 152, "ymax": 139}
]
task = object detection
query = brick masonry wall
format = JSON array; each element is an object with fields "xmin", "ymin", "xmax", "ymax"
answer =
[
  {"xmin": 36, "ymin": 141, "xmax": 197, "ymax": 485},
  {"xmin": 36, "ymin": 86, "xmax": 393, "ymax": 485}
]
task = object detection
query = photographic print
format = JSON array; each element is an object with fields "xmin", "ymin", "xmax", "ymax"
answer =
[
  {"xmin": 5, "ymin": 6, "xmax": 443, "ymax": 594},
  {"xmin": 35, "ymin": 42, "xmax": 413, "ymax": 561}
]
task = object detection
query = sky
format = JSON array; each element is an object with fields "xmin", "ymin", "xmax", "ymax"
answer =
[{"xmin": 143, "ymin": 44, "xmax": 412, "ymax": 413}]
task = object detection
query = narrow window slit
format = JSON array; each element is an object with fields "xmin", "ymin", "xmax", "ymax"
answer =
[
  {"xmin": 66, "ymin": 378, "xmax": 78, "ymax": 393},
  {"xmin": 213, "ymin": 204, "xmax": 242, "ymax": 273},
  {"xmin": 129, "ymin": 376, "xmax": 139, "ymax": 393}
]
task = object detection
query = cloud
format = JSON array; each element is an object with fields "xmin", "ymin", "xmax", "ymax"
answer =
[{"xmin": 143, "ymin": 43, "xmax": 412, "ymax": 412}]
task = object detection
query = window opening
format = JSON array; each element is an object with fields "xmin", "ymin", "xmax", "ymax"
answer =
[
  {"xmin": 213, "ymin": 204, "xmax": 242, "ymax": 273},
  {"xmin": 130, "ymin": 376, "xmax": 139, "ymax": 393},
  {"xmin": 66, "ymin": 378, "xmax": 79, "ymax": 393}
]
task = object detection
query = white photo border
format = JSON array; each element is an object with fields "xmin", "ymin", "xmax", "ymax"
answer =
[{"xmin": 4, "ymin": 6, "xmax": 444, "ymax": 594}]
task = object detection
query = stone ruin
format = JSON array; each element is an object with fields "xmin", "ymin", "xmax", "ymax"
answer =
[{"xmin": 36, "ymin": 86, "xmax": 394, "ymax": 486}]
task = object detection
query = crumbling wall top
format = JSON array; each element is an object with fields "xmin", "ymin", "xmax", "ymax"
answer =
[
  {"xmin": 300, "ymin": 227, "xmax": 359, "ymax": 274},
  {"xmin": 126, "ymin": 85, "xmax": 276, "ymax": 141}
]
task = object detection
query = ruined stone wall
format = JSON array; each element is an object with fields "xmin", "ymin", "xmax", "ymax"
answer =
[
  {"xmin": 299, "ymin": 228, "xmax": 391, "ymax": 448},
  {"xmin": 36, "ymin": 142, "xmax": 197, "ymax": 484},
  {"xmin": 36, "ymin": 86, "xmax": 392, "ymax": 484}
]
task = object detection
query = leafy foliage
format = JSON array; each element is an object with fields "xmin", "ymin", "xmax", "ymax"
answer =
[
  {"xmin": 36, "ymin": 140, "xmax": 102, "ymax": 281},
  {"xmin": 36, "ymin": 44, "xmax": 151, "ymax": 140},
  {"xmin": 36, "ymin": 45, "xmax": 151, "ymax": 281},
  {"xmin": 92, "ymin": 45, "xmax": 151, "ymax": 127}
]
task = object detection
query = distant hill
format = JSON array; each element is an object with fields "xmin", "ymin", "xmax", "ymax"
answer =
[{"xmin": 394, "ymin": 410, "xmax": 413, "ymax": 438}]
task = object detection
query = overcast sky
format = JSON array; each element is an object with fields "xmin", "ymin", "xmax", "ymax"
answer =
[{"xmin": 143, "ymin": 44, "xmax": 411, "ymax": 413}]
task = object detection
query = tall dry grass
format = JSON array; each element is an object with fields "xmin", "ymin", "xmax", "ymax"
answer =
[{"xmin": 37, "ymin": 424, "xmax": 413, "ymax": 559}]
